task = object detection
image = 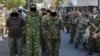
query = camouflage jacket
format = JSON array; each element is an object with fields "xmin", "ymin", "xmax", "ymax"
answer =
[
  {"xmin": 25, "ymin": 12, "xmax": 41, "ymax": 56},
  {"xmin": 89, "ymin": 14, "xmax": 100, "ymax": 32},
  {"xmin": 76, "ymin": 16, "xmax": 89, "ymax": 33},
  {"xmin": 69, "ymin": 15, "xmax": 79, "ymax": 26},
  {"xmin": 44, "ymin": 16, "xmax": 62, "ymax": 39}
]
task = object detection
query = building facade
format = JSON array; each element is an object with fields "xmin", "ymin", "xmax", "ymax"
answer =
[{"xmin": 62, "ymin": 0, "xmax": 98, "ymax": 7}]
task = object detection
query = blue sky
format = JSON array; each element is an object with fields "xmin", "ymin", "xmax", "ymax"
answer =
[{"xmin": 48, "ymin": 0, "xmax": 51, "ymax": 4}]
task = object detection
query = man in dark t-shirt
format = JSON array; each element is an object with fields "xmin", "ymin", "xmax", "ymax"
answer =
[{"xmin": 6, "ymin": 11, "xmax": 25, "ymax": 56}]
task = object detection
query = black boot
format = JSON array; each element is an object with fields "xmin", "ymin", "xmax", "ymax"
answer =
[
  {"xmin": 82, "ymin": 42, "xmax": 87, "ymax": 49},
  {"xmin": 74, "ymin": 42, "xmax": 78, "ymax": 49},
  {"xmin": 87, "ymin": 49, "xmax": 93, "ymax": 55},
  {"xmin": 69, "ymin": 39, "xmax": 73, "ymax": 44},
  {"xmin": 87, "ymin": 52, "xmax": 93, "ymax": 55}
]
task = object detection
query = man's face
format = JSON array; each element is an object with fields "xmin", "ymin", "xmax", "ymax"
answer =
[
  {"xmin": 93, "ymin": 8, "xmax": 98, "ymax": 14},
  {"xmin": 76, "ymin": 10, "xmax": 82, "ymax": 16},
  {"xmin": 30, "ymin": 6, "xmax": 36, "ymax": 12},
  {"xmin": 72, "ymin": 11, "xmax": 77, "ymax": 16},
  {"xmin": 41, "ymin": 10, "xmax": 45, "ymax": 14},
  {"xmin": 12, "ymin": 17, "xmax": 17, "ymax": 18},
  {"xmin": 50, "ymin": 12, "xmax": 57, "ymax": 17},
  {"xmin": 11, "ymin": 12, "xmax": 18, "ymax": 18}
]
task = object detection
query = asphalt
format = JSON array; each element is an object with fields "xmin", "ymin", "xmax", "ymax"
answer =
[{"xmin": 0, "ymin": 31, "xmax": 99, "ymax": 56}]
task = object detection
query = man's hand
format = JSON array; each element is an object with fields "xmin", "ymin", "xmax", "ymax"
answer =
[{"xmin": 92, "ymin": 32, "xmax": 98, "ymax": 39}]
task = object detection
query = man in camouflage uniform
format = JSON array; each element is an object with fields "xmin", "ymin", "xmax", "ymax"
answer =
[
  {"xmin": 88, "ymin": 7, "xmax": 100, "ymax": 55},
  {"xmin": 62, "ymin": 12, "xmax": 70, "ymax": 33},
  {"xmin": 74, "ymin": 9, "xmax": 89, "ymax": 48},
  {"xmin": 42, "ymin": 10, "xmax": 50, "ymax": 56},
  {"xmin": 43, "ymin": 10, "xmax": 62, "ymax": 56},
  {"xmin": 45, "ymin": 9, "xmax": 51, "ymax": 20},
  {"xmin": 40, "ymin": 8, "xmax": 47, "ymax": 56},
  {"xmin": 25, "ymin": 4, "xmax": 41, "ymax": 56},
  {"xmin": 0, "ymin": 11, "xmax": 6, "ymax": 38},
  {"xmin": 69, "ymin": 10, "xmax": 78, "ymax": 43}
]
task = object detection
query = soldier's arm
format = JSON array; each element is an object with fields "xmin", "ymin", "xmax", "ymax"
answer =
[
  {"xmin": 70, "ymin": 15, "xmax": 75, "ymax": 22},
  {"xmin": 24, "ymin": 14, "xmax": 29, "ymax": 37},
  {"xmin": 42, "ymin": 16, "xmax": 46, "ymax": 27},
  {"xmin": 84, "ymin": 18, "xmax": 89, "ymax": 25},
  {"xmin": 6, "ymin": 19, "xmax": 9, "ymax": 28},
  {"xmin": 6, "ymin": 17, "xmax": 10, "ymax": 30},
  {"xmin": 42, "ymin": 16, "xmax": 49, "ymax": 35},
  {"xmin": 69, "ymin": 16, "xmax": 73, "ymax": 24},
  {"xmin": 98, "ymin": 18, "xmax": 100, "ymax": 28},
  {"xmin": 59, "ymin": 18, "xmax": 62, "ymax": 30},
  {"xmin": 96, "ymin": 20, "xmax": 100, "ymax": 33},
  {"xmin": 42, "ymin": 16, "xmax": 47, "ymax": 30}
]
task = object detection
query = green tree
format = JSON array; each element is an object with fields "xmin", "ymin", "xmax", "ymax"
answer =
[
  {"xmin": 0, "ymin": 0, "xmax": 26, "ymax": 9},
  {"xmin": 56, "ymin": 0, "xmax": 63, "ymax": 8},
  {"xmin": 25, "ymin": 0, "xmax": 44, "ymax": 9},
  {"xmin": 0, "ymin": 0, "xmax": 5, "ymax": 3}
]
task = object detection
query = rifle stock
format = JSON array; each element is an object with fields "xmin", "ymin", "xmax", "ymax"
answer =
[{"xmin": 88, "ymin": 21, "xmax": 98, "ymax": 32}]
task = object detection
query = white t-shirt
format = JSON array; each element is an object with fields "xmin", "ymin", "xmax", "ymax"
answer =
[{"xmin": 92, "ymin": 14, "xmax": 97, "ymax": 19}]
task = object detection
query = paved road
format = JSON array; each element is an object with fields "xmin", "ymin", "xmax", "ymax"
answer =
[
  {"xmin": 0, "ymin": 31, "xmax": 99, "ymax": 56},
  {"xmin": 0, "ymin": 38, "xmax": 9, "ymax": 56},
  {"xmin": 59, "ymin": 31, "xmax": 100, "ymax": 56},
  {"xmin": 59, "ymin": 32, "xmax": 86, "ymax": 56}
]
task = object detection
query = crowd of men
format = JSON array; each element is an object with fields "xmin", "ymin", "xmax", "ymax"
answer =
[
  {"xmin": 62, "ymin": 7, "xmax": 100, "ymax": 56},
  {"xmin": 6, "ymin": 4, "xmax": 61, "ymax": 56},
  {"xmin": 4, "ymin": 3, "xmax": 100, "ymax": 56}
]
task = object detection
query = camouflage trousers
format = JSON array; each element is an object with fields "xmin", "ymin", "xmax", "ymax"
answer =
[
  {"xmin": 40, "ymin": 34, "xmax": 46, "ymax": 55},
  {"xmin": 70, "ymin": 26, "xmax": 76, "ymax": 42},
  {"xmin": 88, "ymin": 33, "xmax": 97, "ymax": 53},
  {"xmin": 45, "ymin": 38, "xmax": 60, "ymax": 56},
  {"xmin": 74, "ymin": 31, "xmax": 85, "ymax": 45},
  {"xmin": 88, "ymin": 32, "xmax": 100, "ymax": 53},
  {"xmin": 0, "ymin": 26, "xmax": 3, "ymax": 37},
  {"xmin": 26, "ymin": 36, "xmax": 40, "ymax": 56}
]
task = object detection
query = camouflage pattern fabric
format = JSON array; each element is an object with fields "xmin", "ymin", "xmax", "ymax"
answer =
[
  {"xmin": 88, "ymin": 15, "xmax": 100, "ymax": 51},
  {"xmin": 43, "ymin": 16, "xmax": 62, "ymax": 56},
  {"xmin": 75, "ymin": 16, "xmax": 89, "ymax": 45},
  {"xmin": 25, "ymin": 12, "xmax": 41, "ymax": 56},
  {"xmin": 69, "ymin": 15, "xmax": 78, "ymax": 43}
]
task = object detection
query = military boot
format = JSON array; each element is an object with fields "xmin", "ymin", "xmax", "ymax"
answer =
[
  {"xmin": 69, "ymin": 39, "xmax": 74, "ymax": 44},
  {"xmin": 74, "ymin": 42, "xmax": 78, "ymax": 49}
]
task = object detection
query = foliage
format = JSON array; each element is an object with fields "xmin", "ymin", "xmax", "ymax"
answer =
[
  {"xmin": 0, "ymin": 0, "xmax": 26, "ymax": 9},
  {"xmin": 51, "ymin": 0, "xmax": 63, "ymax": 9},
  {"xmin": 56, "ymin": 0, "xmax": 63, "ymax": 8}
]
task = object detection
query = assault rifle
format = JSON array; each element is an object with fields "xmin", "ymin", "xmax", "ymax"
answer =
[{"xmin": 88, "ymin": 21, "xmax": 100, "ymax": 33}]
